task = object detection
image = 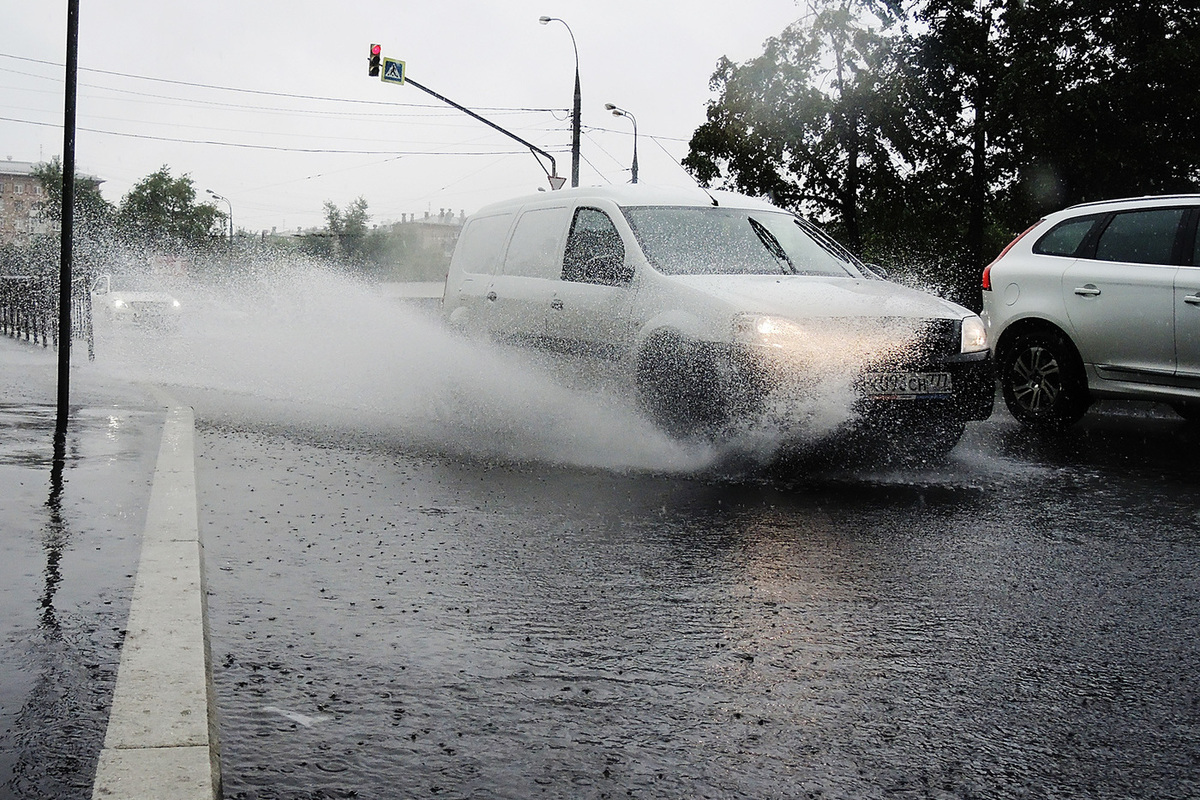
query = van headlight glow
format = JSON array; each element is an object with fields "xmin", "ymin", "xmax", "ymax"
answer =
[
  {"xmin": 960, "ymin": 315, "xmax": 988, "ymax": 353},
  {"xmin": 733, "ymin": 314, "xmax": 807, "ymax": 349}
]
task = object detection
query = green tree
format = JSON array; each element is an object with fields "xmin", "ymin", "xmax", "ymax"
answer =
[
  {"xmin": 31, "ymin": 156, "xmax": 114, "ymax": 232},
  {"xmin": 684, "ymin": 1, "xmax": 902, "ymax": 254},
  {"xmin": 1004, "ymin": 0, "xmax": 1200, "ymax": 213},
  {"xmin": 117, "ymin": 166, "xmax": 223, "ymax": 247},
  {"xmin": 888, "ymin": 0, "xmax": 1020, "ymax": 301},
  {"xmin": 323, "ymin": 196, "xmax": 383, "ymax": 265},
  {"xmin": 685, "ymin": 0, "xmax": 1200, "ymax": 307}
]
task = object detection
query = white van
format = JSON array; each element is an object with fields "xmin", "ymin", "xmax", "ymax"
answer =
[{"xmin": 442, "ymin": 185, "xmax": 993, "ymax": 452}]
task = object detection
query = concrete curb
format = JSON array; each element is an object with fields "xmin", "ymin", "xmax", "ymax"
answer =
[{"xmin": 91, "ymin": 404, "xmax": 220, "ymax": 800}]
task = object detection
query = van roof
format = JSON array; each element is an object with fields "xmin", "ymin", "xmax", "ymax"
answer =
[{"xmin": 470, "ymin": 183, "xmax": 782, "ymax": 217}]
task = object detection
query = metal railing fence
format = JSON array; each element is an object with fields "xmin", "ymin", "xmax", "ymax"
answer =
[{"xmin": 0, "ymin": 275, "xmax": 94, "ymax": 359}]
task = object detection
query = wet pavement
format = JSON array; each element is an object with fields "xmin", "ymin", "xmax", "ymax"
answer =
[
  {"xmin": 189, "ymin": 405, "xmax": 1200, "ymax": 800},
  {"xmin": 0, "ymin": 339, "xmax": 164, "ymax": 800},
  {"xmin": 4, "ymin": 313, "xmax": 1200, "ymax": 799}
]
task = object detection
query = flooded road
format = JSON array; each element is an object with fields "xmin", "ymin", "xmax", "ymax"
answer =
[
  {"xmin": 5, "ymin": 266, "xmax": 1198, "ymax": 799},
  {"xmin": 192, "ymin": 406, "xmax": 1200, "ymax": 800}
]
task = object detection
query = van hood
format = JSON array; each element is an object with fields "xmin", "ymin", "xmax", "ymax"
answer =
[{"xmin": 670, "ymin": 274, "xmax": 968, "ymax": 321}]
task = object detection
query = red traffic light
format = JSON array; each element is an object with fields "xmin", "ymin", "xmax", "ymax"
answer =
[{"xmin": 368, "ymin": 43, "xmax": 381, "ymax": 77}]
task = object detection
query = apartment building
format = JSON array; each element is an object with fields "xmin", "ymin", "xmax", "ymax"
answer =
[{"xmin": 0, "ymin": 159, "xmax": 50, "ymax": 245}]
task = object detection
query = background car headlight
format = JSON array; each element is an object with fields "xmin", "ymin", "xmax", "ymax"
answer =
[{"xmin": 960, "ymin": 315, "xmax": 988, "ymax": 353}]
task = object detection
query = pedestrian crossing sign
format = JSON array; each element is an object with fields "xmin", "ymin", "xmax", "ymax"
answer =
[{"xmin": 381, "ymin": 57, "xmax": 406, "ymax": 85}]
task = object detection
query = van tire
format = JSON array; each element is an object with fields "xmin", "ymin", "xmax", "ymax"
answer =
[{"xmin": 637, "ymin": 333, "xmax": 726, "ymax": 436}]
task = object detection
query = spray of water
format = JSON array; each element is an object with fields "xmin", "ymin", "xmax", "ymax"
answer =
[{"xmin": 86, "ymin": 249, "xmax": 912, "ymax": 477}]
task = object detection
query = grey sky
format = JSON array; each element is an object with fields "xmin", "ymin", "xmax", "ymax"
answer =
[{"xmin": 1, "ymin": 1, "xmax": 802, "ymax": 232}]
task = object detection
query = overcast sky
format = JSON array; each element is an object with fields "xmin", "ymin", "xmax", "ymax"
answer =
[{"xmin": 2, "ymin": 1, "xmax": 804, "ymax": 232}]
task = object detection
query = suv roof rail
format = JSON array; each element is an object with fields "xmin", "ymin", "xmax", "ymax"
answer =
[{"xmin": 1065, "ymin": 193, "xmax": 1200, "ymax": 211}]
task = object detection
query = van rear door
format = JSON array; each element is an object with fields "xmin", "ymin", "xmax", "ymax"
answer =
[{"xmin": 443, "ymin": 212, "xmax": 514, "ymax": 333}]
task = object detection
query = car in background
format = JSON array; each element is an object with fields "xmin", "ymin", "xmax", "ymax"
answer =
[
  {"xmin": 982, "ymin": 195, "xmax": 1200, "ymax": 428},
  {"xmin": 442, "ymin": 185, "xmax": 994, "ymax": 456},
  {"xmin": 91, "ymin": 273, "xmax": 183, "ymax": 326}
]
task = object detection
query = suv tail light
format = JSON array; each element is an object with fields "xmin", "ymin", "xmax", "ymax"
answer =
[{"xmin": 982, "ymin": 220, "xmax": 1042, "ymax": 291}]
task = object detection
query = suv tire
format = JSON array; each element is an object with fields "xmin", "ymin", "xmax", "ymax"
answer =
[{"xmin": 999, "ymin": 329, "xmax": 1090, "ymax": 428}]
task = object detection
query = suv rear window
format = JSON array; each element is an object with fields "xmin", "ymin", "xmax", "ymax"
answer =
[{"xmin": 1032, "ymin": 216, "xmax": 1101, "ymax": 257}]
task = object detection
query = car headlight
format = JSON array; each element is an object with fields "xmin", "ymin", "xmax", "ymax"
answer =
[
  {"xmin": 732, "ymin": 314, "xmax": 808, "ymax": 349},
  {"xmin": 960, "ymin": 315, "xmax": 988, "ymax": 353}
]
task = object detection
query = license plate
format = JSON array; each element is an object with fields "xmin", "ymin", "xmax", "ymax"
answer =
[{"xmin": 861, "ymin": 371, "xmax": 953, "ymax": 398}]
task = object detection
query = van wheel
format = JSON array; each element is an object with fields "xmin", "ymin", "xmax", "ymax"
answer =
[
  {"xmin": 999, "ymin": 330, "xmax": 1090, "ymax": 428},
  {"xmin": 637, "ymin": 334, "xmax": 726, "ymax": 436}
]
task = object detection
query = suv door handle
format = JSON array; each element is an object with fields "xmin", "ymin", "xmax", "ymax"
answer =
[
  {"xmin": 486, "ymin": 291, "xmax": 497, "ymax": 302},
  {"xmin": 1185, "ymin": 294, "xmax": 1200, "ymax": 307},
  {"xmin": 1073, "ymin": 285, "xmax": 1101, "ymax": 297},
  {"xmin": 550, "ymin": 298, "xmax": 564, "ymax": 310}
]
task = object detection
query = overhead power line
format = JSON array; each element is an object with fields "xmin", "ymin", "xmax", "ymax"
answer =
[
  {"xmin": 0, "ymin": 114, "xmax": 570, "ymax": 156},
  {"xmin": 0, "ymin": 52, "xmax": 565, "ymax": 113}
]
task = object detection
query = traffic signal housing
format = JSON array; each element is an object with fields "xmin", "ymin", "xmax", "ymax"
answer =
[{"xmin": 368, "ymin": 44, "xmax": 381, "ymax": 77}]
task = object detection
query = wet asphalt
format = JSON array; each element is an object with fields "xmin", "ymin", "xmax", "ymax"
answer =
[
  {"xmin": 192, "ymin": 401, "xmax": 1200, "ymax": 799},
  {"xmin": 3, "ymin": 331, "xmax": 1200, "ymax": 799},
  {"xmin": 1, "ymin": 340, "xmax": 162, "ymax": 800}
]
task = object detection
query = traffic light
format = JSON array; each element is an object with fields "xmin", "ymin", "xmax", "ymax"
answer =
[{"xmin": 368, "ymin": 44, "xmax": 381, "ymax": 77}]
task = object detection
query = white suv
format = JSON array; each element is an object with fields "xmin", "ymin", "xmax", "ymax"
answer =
[
  {"xmin": 443, "ymin": 185, "xmax": 994, "ymax": 452},
  {"xmin": 982, "ymin": 195, "xmax": 1200, "ymax": 427}
]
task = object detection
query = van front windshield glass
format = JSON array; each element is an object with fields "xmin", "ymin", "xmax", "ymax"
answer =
[{"xmin": 621, "ymin": 206, "xmax": 862, "ymax": 278}]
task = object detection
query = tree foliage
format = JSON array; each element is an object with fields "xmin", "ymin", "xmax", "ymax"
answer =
[
  {"xmin": 685, "ymin": 0, "xmax": 1200, "ymax": 306},
  {"xmin": 324, "ymin": 196, "xmax": 373, "ymax": 262},
  {"xmin": 117, "ymin": 166, "xmax": 223, "ymax": 248},
  {"xmin": 31, "ymin": 156, "xmax": 114, "ymax": 232}
]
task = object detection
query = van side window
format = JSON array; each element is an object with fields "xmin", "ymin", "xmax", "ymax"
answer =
[
  {"xmin": 503, "ymin": 207, "xmax": 571, "ymax": 279},
  {"xmin": 1094, "ymin": 208, "xmax": 1185, "ymax": 265},
  {"xmin": 451, "ymin": 213, "xmax": 513, "ymax": 276},
  {"xmin": 562, "ymin": 208, "xmax": 626, "ymax": 285}
]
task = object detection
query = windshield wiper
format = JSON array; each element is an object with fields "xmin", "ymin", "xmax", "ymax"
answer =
[{"xmin": 748, "ymin": 217, "xmax": 796, "ymax": 275}]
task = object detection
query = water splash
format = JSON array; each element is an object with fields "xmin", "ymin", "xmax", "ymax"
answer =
[{"xmin": 86, "ymin": 251, "xmax": 917, "ymax": 476}]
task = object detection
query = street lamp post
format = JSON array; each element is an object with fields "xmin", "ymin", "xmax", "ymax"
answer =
[
  {"xmin": 539, "ymin": 16, "xmax": 581, "ymax": 188},
  {"xmin": 206, "ymin": 189, "xmax": 233, "ymax": 244},
  {"xmin": 605, "ymin": 103, "xmax": 638, "ymax": 184}
]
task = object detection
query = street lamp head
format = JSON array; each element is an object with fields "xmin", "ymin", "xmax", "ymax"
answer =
[
  {"xmin": 538, "ymin": 16, "xmax": 553, "ymax": 24},
  {"xmin": 604, "ymin": 103, "xmax": 617, "ymax": 112}
]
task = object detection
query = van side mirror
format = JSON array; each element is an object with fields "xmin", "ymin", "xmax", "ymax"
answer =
[{"xmin": 581, "ymin": 252, "xmax": 632, "ymax": 286}]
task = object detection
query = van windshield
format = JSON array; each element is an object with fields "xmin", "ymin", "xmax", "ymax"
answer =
[{"xmin": 621, "ymin": 206, "xmax": 862, "ymax": 278}]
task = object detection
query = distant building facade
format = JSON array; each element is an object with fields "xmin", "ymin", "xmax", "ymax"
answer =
[
  {"xmin": 0, "ymin": 160, "xmax": 50, "ymax": 246},
  {"xmin": 392, "ymin": 208, "xmax": 465, "ymax": 263},
  {"xmin": 0, "ymin": 158, "xmax": 104, "ymax": 246}
]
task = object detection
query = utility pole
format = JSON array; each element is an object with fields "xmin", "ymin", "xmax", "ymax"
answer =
[{"xmin": 56, "ymin": 0, "xmax": 80, "ymax": 440}]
